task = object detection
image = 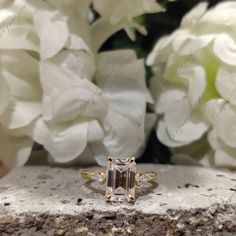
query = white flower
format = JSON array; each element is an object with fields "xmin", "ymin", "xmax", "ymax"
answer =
[
  {"xmin": 30, "ymin": 49, "xmax": 152, "ymax": 166},
  {"xmin": 0, "ymin": 0, "xmax": 72, "ymax": 59},
  {"xmin": 147, "ymin": 1, "xmax": 236, "ymax": 168},
  {"xmin": 0, "ymin": 50, "xmax": 41, "ymax": 168},
  {"xmin": 0, "ymin": 0, "xmax": 94, "ymax": 167},
  {"xmin": 0, "ymin": 125, "xmax": 33, "ymax": 168},
  {"xmin": 93, "ymin": 50, "xmax": 153, "ymax": 165},
  {"xmin": 0, "ymin": 0, "xmax": 160, "ymax": 167}
]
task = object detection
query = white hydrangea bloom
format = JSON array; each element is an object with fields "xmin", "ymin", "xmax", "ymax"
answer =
[
  {"xmin": 147, "ymin": 2, "xmax": 236, "ymax": 168},
  {"xmin": 93, "ymin": 50, "xmax": 153, "ymax": 165},
  {"xmin": 0, "ymin": 0, "xmax": 73, "ymax": 167},
  {"xmin": 0, "ymin": 51, "xmax": 41, "ymax": 168},
  {"xmin": 0, "ymin": 0, "xmax": 159, "ymax": 167}
]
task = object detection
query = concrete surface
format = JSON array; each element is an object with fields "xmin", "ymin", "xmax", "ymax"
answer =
[{"xmin": 0, "ymin": 165, "xmax": 235, "ymax": 235}]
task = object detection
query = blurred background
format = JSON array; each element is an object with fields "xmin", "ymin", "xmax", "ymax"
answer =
[
  {"xmin": 102, "ymin": 0, "xmax": 225, "ymax": 164},
  {"xmin": 0, "ymin": 0, "xmax": 227, "ymax": 177}
]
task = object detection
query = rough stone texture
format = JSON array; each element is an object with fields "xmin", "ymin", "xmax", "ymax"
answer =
[{"xmin": 0, "ymin": 164, "xmax": 235, "ymax": 235}]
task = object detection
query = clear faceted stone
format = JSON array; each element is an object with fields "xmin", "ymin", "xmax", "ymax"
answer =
[
  {"xmin": 91, "ymin": 172, "xmax": 105, "ymax": 182},
  {"xmin": 136, "ymin": 171, "xmax": 157, "ymax": 184},
  {"xmin": 106, "ymin": 158, "xmax": 136, "ymax": 202},
  {"xmin": 136, "ymin": 173, "xmax": 149, "ymax": 183}
]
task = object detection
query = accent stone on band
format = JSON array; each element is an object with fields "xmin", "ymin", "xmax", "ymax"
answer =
[
  {"xmin": 81, "ymin": 170, "xmax": 106, "ymax": 184},
  {"xmin": 136, "ymin": 171, "xmax": 157, "ymax": 184},
  {"xmin": 90, "ymin": 172, "xmax": 106, "ymax": 183},
  {"xmin": 106, "ymin": 157, "xmax": 136, "ymax": 202}
]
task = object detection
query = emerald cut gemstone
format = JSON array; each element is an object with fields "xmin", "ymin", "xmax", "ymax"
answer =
[{"xmin": 106, "ymin": 157, "xmax": 136, "ymax": 202}]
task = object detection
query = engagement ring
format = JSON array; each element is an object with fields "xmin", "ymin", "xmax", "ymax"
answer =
[{"xmin": 81, "ymin": 157, "xmax": 157, "ymax": 203}]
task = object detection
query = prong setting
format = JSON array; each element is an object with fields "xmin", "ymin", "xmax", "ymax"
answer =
[
  {"xmin": 128, "ymin": 195, "xmax": 135, "ymax": 203},
  {"xmin": 105, "ymin": 195, "xmax": 111, "ymax": 202},
  {"xmin": 129, "ymin": 157, "xmax": 135, "ymax": 163}
]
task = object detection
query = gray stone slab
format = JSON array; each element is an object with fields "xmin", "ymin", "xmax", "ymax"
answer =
[{"xmin": 0, "ymin": 165, "xmax": 236, "ymax": 235}]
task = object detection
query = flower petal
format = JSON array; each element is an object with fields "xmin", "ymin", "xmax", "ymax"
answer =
[
  {"xmin": 216, "ymin": 104, "xmax": 236, "ymax": 148},
  {"xmin": 96, "ymin": 50, "xmax": 152, "ymax": 123},
  {"xmin": 46, "ymin": 0, "xmax": 92, "ymax": 47},
  {"xmin": 50, "ymin": 50, "xmax": 96, "ymax": 81},
  {"xmin": 208, "ymin": 127, "xmax": 236, "ymax": 168},
  {"xmin": 213, "ymin": 33, "xmax": 236, "ymax": 66},
  {"xmin": 96, "ymin": 49, "xmax": 137, "ymax": 65},
  {"xmin": 204, "ymin": 99, "xmax": 225, "ymax": 126},
  {"xmin": 207, "ymin": 129, "xmax": 221, "ymax": 150},
  {"xmin": 93, "ymin": 113, "xmax": 155, "ymax": 166},
  {"xmin": 43, "ymin": 86, "xmax": 107, "ymax": 124},
  {"xmin": 216, "ymin": 66, "xmax": 236, "ymax": 105},
  {"xmin": 199, "ymin": 1, "xmax": 236, "ymax": 28},
  {"xmin": 66, "ymin": 33, "xmax": 91, "ymax": 51},
  {"xmin": 0, "ymin": 22, "xmax": 39, "ymax": 52},
  {"xmin": 33, "ymin": 10, "xmax": 69, "ymax": 59},
  {"xmin": 91, "ymin": 18, "xmax": 144, "ymax": 52},
  {"xmin": 157, "ymin": 121, "xmax": 188, "ymax": 147},
  {"xmin": 28, "ymin": 118, "xmax": 88, "ymax": 163},
  {"xmin": 164, "ymin": 98, "xmax": 209, "ymax": 143},
  {"xmin": 146, "ymin": 30, "xmax": 188, "ymax": 65},
  {"xmin": 92, "ymin": 142, "xmax": 109, "ymax": 167},
  {"xmin": 103, "ymin": 109, "xmax": 145, "ymax": 156},
  {"xmin": 150, "ymin": 75, "xmax": 186, "ymax": 114},
  {"xmin": 0, "ymin": 51, "xmax": 41, "ymax": 99},
  {"xmin": 215, "ymin": 149, "xmax": 236, "ymax": 168},
  {"xmin": 178, "ymin": 63, "xmax": 206, "ymax": 106},
  {"xmin": 142, "ymin": 0, "xmax": 164, "ymax": 13},
  {"xmin": 39, "ymin": 61, "xmax": 99, "ymax": 96},
  {"xmin": 0, "ymin": 127, "xmax": 33, "ymax": 168},
  {"xmin": 0, "ymin": 100, "xmax": 41, "ymax": 129},
  {"xmin": 0, "ymin": 77, "xmax": 10, "ymax": 117},
  {"xmin": 46, "ymin": 0, "xmax": 92, "ymax": 19},
  {"xmin": 87, "ymin": 119, "xmax": 104, "ymax": 143},
  {"xmin": 173, "ymin": 33, "xmax": 215, "ymax": 56},
  {"xmin": 74, "ymin": 146, "xmax": 96, "ymax": 166},
  {"xmin": 181, "ymin": 2, "xmax": 208, "ymax": 27},
  {"xmin": 40, "ymin": 62, "xmax": 107, "ymax": 124},
  {"xmin": 93, "ymin": 0, "xmax": 115, "ymax": 16},
  {"xmin": 94, "ymin": 0, "xmax": 163, "ymax": 25},
  {"xmin": 197, "ymin": 152, "xmax": 215, "ymax": 167}
]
